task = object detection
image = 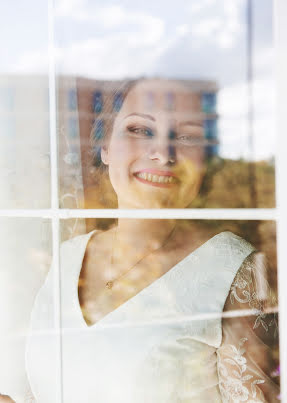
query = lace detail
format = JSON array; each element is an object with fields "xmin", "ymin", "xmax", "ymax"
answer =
[
  {"xmin": 217, "ymin": 338, "xmax": 265, "ymax": 402},
  {"xmin": 229, "ymin": 252, "xmax": 278, "ymax": 335}
]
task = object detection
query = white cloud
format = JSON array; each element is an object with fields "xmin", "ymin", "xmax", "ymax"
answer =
[
  {"xmin": 189, "ymin": 0, "xmax": 216, "ymax": 15},
  {"xmin": 189, "ymin": 0, "xmax": 243, "ymax": 49},
  {"xmin": 218, "ymin": 82, "xmax": 249, "ymax": 118},
  {"xmin": 12, "ymin": 4, "xmax": 165, "ymax": 77},
  {"xmin": 54, "ymin": 33, "xmax": 162, "ymax": 78},
  {"xmin": 55, "ymin": 0, "xmax": 164, "ymax": 36},
  {"xmin": 4, "ymin": 0, "xmax": 274, "ymax": 161},
  {"xmin": 55, "ymin": 0, "xmax": 85, "ymax": 19},
  {"xmin": 9, "ymin": 50, "xmax": 49, "ymax": 74},
  {"xmin": 54, "ymin": 3, "xmax": 165, "ymax": 67},
  {"xmin": 254, "ymin": 47, "xmax": 274, "ymax": 78},
  {"xmin": 218, "ymin": 77, "xmax": 275, "ymax": 160},
  {"xmin": 191, "ymin": 18, "xmax": 222, "ymax": 38},
  {"xmin": 175, "ymin": 24, "xmax": 190, "ymax": 37}
]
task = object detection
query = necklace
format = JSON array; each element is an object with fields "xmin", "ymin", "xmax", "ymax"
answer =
[{"xmin": 105, "ymin": 225, "xmax": 176, "ymax": 290}]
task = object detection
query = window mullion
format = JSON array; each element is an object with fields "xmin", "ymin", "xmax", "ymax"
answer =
[
  {"xmin": 275, "ymin": 0, "xmax": 287, "ymax": 400},
  {"xmin": 0, "ymin": 208, "xmax": 278, "ymax": 221},
  {"xmin": 48, "ymin": 0, "xmax": 62, "ymax": 402}
]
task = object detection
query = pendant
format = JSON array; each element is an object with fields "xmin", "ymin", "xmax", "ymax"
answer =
[{"xmin": 106, "ymin": 281, "xmax": 113, "ymax": 289}]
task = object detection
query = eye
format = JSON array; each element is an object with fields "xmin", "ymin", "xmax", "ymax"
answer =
[
  {"xmin": 176, "ymin": 135, "xmax": 206, "ymax": 146},
  {"xmin": 127, "ymin": 126, "xmax": 154, "ymax": 138}
]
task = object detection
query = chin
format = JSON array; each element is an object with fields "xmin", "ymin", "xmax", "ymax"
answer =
[
  {"xmin": 116, "ymin": 184, "xmax": 199, "ymax": 209},
  {"xmin": 137, "ymin": 195, "xmax": 188, "ymax": 209}
]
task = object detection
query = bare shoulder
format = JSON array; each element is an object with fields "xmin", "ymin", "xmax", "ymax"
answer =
[{"xmin": 175, "ymin": 221, "xmax": 218, "ymax": 254}]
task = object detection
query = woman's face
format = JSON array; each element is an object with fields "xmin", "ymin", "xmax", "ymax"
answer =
[{"xmin": 101, "ymin": 79, "xmax": 206, "ymax": 209}]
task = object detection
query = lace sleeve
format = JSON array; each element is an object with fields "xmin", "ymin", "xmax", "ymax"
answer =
[{"xmin": 217, "ymin": 251, "xmax": 280, "ymax": 402}]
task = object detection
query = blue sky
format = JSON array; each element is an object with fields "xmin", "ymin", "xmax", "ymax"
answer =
[{"xmin": 0, "ymin": 0, "xmax": 275, "ymax": 160}]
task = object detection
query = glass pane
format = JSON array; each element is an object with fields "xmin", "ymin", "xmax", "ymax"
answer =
[
  {"xmin": 0, "ymin": 218, "xmax": 53, "ymax": 401},
  {"xmin": 56, "ymin": 0, "xmax": 275, "ymax": 209},
  {"xmin": 0, "ymin": 1, "xmax": 50, "ymax": 208},
  {"xmin": 57, "ymin": 218, "xmax": 279, "ymax": 401}
]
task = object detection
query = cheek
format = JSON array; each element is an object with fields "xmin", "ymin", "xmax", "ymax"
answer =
[
  {"xmin": 109, "ymin": 137, "xmax": 145, "ymax": 166},
  {"xmin": 107, "ymin": 139, "xmax": 139, "ymax": 185},
  {"xmin": 178, "ymin": 147, "xmax": 205, "ymax": 171},
  {"xmin": 175, "ymin": 149, "xmax": 205, "ymax": 189}
]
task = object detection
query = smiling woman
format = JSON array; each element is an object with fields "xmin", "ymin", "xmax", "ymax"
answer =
[
  {"xmin": 0, "ymin": 0, "xmax": 281, "ymax": 400},
  {"xmin": 22, "ymin": 78, "xmax": 280, "ymax": 402},
  {"xmin": 91, "ymin": 78, "xmax": 210, "ymax": 209}
]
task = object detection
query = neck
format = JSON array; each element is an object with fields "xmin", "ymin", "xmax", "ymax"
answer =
[{"xmin": 114, "ymin": 218, "xmax": 176, "ymax": 256}]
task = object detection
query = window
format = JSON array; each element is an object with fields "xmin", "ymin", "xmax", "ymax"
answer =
[
  {"xmin": 68, "ymin": 88, "xmax": 77, "ymax": 111},
  {"xmin": 113, "ymin": 92, "xmax": 123, "ymax": 112},
  {"xmin": 0, "ymin": 1, "xmax": 285, "ymax": 402},
  {"xmin": 92, "ymin": 90, "xmax": 103, "ymax": 113},
  {"xmin": 68, "ymin": 117, "xmax": 78, "ymax": 139},
  {"xmin": 165, "ymin": 91, "xmax": 175, "ymax": 110},
  {"xmin": 92, "ymin": 119, "xmax": 104, "ymax": 141},
  {"xmin": 201, "ymin": 92, "xmax": 217, "ymax": 114}
]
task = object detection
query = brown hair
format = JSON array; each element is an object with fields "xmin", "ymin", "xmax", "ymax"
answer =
[
  {"xmin": 88, "ymin": 79, "xmax": 138, "ymax": 208},
  {"xmin": 90, "ymin": 79, "xmax": 138, "ymax": 170}
]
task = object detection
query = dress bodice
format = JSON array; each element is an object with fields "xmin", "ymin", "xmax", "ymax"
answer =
[{"xmin": 25, "ymin": 231, "xmax": 256, "ymax": 402}]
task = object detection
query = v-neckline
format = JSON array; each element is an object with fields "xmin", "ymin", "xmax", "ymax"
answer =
[{"xmin": 75, "ymin": 229, "xmax": 223, "ymax": 329}]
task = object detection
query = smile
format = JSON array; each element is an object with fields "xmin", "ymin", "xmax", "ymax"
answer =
[{"xmin": 134, "ymin": 171, "xmax": 178, "ymax": 187}]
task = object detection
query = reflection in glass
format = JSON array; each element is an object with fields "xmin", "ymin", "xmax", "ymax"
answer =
[
  {"xmin": 58, "ymin": 73, "xmax": 275, "ymax": 210},
  {"xmin": 68, "ymin": 88, "xmax": 77, "ymax": 111},
  {"xmin": 204, "ymin": 118, "xmax": 219, "ymax": 157},
  {"xmin": 93, "ymin": 90, "xmax": 103, "ymax": 113},
  {"xmin": 201, "ymin": 92, "xmax": 217, "ymax": 114},
  {"xmin": 165, "ymin": 91, "xmax": 175, "ymax": 111},
  {"xmin": 55, "ymin": 0, "xmax": 275, "ymax": 210},
  {"xmin": 92, "ymin": 119, "xmax": 104, "ymax": 141},
  {"xmin": 113, "ymin": 91, "xmax": 124, "ymax": 112},
  {"xmin": 68, "ymin": 117, "xmax": 78, "ymax": 139}
]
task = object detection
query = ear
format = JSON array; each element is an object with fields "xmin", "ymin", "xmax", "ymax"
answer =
[{"xmin": 101, "ymin": 144, "xmax": 109, "ymax": 165}]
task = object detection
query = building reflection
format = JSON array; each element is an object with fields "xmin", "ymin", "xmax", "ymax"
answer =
[{"xmin": 58, "ymin": 76, "xmax": 220, "ymax": 214}]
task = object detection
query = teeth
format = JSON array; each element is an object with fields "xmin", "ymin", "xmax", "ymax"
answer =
[{"xmin": 136, "ymin": 173, "xmax": 176, "ymax": 184}]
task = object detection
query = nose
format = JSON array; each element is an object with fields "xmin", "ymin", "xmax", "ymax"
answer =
[{"xmin": 148, "ymin": 128, "xmax": 176, "ymax": 164}]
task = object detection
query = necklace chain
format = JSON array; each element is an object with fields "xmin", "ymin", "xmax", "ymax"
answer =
[{"xmin": 105, "ymin": 226, "xmax": 176, "ymax": 290}]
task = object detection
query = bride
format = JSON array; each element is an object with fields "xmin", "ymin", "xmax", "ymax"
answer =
[{"xmin": 3, "ymin": 78, "xmax": 279, "ymax": 402}]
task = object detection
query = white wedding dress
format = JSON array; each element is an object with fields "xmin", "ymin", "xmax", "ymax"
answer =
[{"xmin": 25, "ymin": 230, "xmax": 279, "ymax": 402}]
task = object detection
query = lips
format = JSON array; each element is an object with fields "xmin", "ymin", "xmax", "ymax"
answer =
[{"xmin": 133, "ymin": 169, "xmax": 178, "ymax": 187}]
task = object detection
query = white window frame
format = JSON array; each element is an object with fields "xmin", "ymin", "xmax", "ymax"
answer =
[
  {"xmin": 275, "ymin": 0, "xmax": 287, "ymax": 400},
  {"xmin": 0, "ymin": 0, "xmax": 285, "ymax": 401}
]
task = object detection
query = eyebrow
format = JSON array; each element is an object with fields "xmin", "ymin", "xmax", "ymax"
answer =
[
  {"xmin": 124, "ymin": 113, "xmax": 156, "ymax": 122},
  {"xmin": 179, "ymin": 120, "xmax": 204, "ymax": 128}
]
